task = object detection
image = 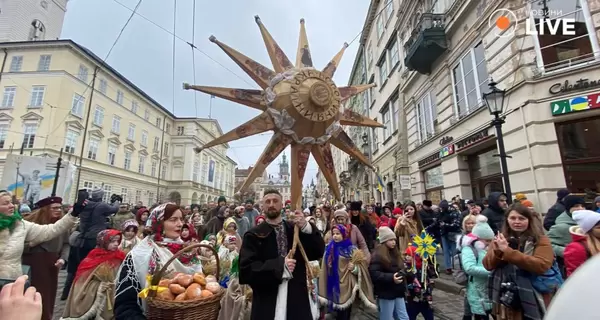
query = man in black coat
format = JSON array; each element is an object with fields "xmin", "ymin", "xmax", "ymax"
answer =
[
  {"xmin": 544, "ymin": 188, "xmax": 570, "ymax": 231},
  {"xmin": 239, "ymin": 189, "xmax": 324, "ymax": 320},
  {"xmin": 482, "ymin": 191, "xmax": 508, "ymax": 234}
]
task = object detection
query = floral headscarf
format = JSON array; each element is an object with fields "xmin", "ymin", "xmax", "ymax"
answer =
[
  {"xmin": 121, "ymin": 219, "xmax": 139, "ymax": 232},
  {"xmin": 75, "ymin": 229, "xmax": 125, "ymax": 281},
  {"xmin": 148, "ymin": 202, "xmax": 179, "ymax": 242},
  {"xmin": 181, "ymin": 223, "xmax": 198, "ymax": 242},
  {"xmin": 96, "ymin": 229, "xmax": 122, "ymax": 249}
]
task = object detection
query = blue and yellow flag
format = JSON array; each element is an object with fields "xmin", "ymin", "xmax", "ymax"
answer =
[{"xmin": 376, "ymin": 173, "xmax": 385, "ymax": 193}]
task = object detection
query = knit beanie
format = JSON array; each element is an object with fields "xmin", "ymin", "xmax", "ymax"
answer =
[
  {"xmin": 91, "ymin": 188, "xmax": 104, "ymax": 201},
  {"xmin": 595, "ymin": 196, "xmax": 600, "ymax": 204},
  {"xmin": 471, "ymin": 215, "xmax": 495, "ymax": 240},
  {"xmin": 333, "ymin": 209, "xmax": 348, "ymax": 219},
  {"xmin": 350, "ymin": 201, "xmax": 361, "ymax": 211},
  {"xmin": 572, "ymin": 210, "xmax": 600, "ymax": 234},
  {"xmin": 515, "ymin": 193, "xmax": 527, "ymax": 201},
  {"xmin": 563, "ymin": 195, "xmax": 586, "ymax": 212},
  {"xmin": 521, "ymin": 200, "xmax": 534, "ymax": 208},
  {"xmin": 218, "ymin": 196, "xmax": 227, "ymax": 203},
  {"xmin": 378, "ymin": 226, "xmax": 395, "ymax": 243}
]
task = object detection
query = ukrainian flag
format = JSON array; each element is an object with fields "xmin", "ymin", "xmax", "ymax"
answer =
[{"xmin": 376, "ymin": 173, "xmax": 385, "ymax": 193}]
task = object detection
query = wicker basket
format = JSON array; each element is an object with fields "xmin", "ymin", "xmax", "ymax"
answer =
[{"xmin": 146, "ymin": 243, "xmax": 224, "ymax": 320}]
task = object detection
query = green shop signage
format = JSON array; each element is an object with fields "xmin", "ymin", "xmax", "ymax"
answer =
[{"xmin": 550, "ymin": 91, "xmax": 600, "ymax": 116}]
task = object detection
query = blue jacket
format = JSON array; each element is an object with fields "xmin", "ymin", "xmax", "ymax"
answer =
[{"xmin": 459, "ymin": 237, "xmax": 491, "ymax": 315}]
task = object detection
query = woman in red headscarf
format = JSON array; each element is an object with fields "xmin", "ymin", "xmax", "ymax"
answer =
[{"xmin": 62, "ymin": 229, "xmax": 126, "ymax": 320}]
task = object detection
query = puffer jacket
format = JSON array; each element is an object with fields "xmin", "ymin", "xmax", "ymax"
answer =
[
  {"xmin": 458, "ymin": 234, "xmax": 491, "ymax": 316},
  {"xmin": 0, "ymin": 214, "xmax": 77, "ymax": 279},
  {"xmin": 563, "ymin": 226, "xmax": 590, "ymax": 277},
  {"xmin": 547, "ymin": 211, "xmax": 577, "ymax": 257},
  {"xmin": 481, "ymin": 192, "xmax": 506, "ymax": 234},
  {"xmin": 78, "ymin": 193, "xmax": 119, "ymax": 239}
]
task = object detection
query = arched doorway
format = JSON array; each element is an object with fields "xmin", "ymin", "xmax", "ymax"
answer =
[
  {"xmin": 191, "ymin": 192, "xmax": 198, "ymax": 204},
  {"xmin": 169, "ymin": 191, "xmax": 182, "ymax": 205},
  {"xmin": 214, "ymin": 196, "xmax": 218, "ymax": 202},
  {"xmin": 199, "ymin": 194, "xmax": 206, "ymax": 204}
]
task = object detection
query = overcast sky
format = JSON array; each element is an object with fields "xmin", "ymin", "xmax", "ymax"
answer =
[{"xmin": 62, "ymin": 0, "xmax": 370, "ymax": 186}]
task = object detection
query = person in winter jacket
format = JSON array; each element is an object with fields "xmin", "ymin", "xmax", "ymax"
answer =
[
  {"xmin": 481, "ymin": 192, "xmax": 508, "ymax": 235},
  {"xmin": 324, "ymin": 209, "xmax": 371, "ymax": 263},
  {"xmin": 459, "ymin": 215, "xmax": 494, "ymax": 319},
  {"xmin": 110, "ymin": 203, "xmax": 135, "ymax": 230},
  {"xmin": 544, "ymin": 188, "xmax": 570, "ymax": 231},
  {"xmin": 419, "ymin": 200, "xmax": 439, "ymax": 242},
  {"xmin": 483, "ymin": 203, "xmax": 554, "ymax": 319},
  {"xmin": 436, "ymin": 200, "xmax": 462, "ymax": 274},
  {"xmin": 394, "ymin": 202, "xmax": 424, "ymax": 259},
  {"xmin": 547, "ymin": 195, "xmax": 586, "ymax": 259},
  {"xmin": 564, "ymin": 209, "xmax": 600, "ymax": 276},
  {"xmin": 369, "ymin": 227, "xmax": 409, "ymax": 320},
  {"xmin": 349, "ymin": 201, "xmax": 376, "ymax": 252},
  {"xmin": 76, "ymin": 189, "xmax": 120, "ymax": 263}
]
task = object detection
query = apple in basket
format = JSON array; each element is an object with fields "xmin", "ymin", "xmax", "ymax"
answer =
[{"xmin": 155, "ymin": 272, "xmax": 221, "ymax": 301}]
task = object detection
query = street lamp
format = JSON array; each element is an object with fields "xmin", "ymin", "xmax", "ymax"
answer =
[{"xmin": 483, "ymin": 79, "xmax": 512, "ymax": 203}]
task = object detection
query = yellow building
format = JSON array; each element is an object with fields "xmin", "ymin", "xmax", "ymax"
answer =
[{"xmin": 0, "ymin": 39, "xmax": 236, "ymax": 205}]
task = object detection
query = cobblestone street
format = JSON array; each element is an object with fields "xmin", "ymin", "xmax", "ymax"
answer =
[{"xmin": 54, "ymin": 270, "xmax": 464, "ymax": 320}]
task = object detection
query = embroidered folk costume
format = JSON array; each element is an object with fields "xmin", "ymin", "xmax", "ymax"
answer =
[{"xmin": 114, "ymin": 203, "xmax": 203, "ymax": 318}]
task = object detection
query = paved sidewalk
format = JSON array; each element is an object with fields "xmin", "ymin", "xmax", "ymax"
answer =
[
  {"xmin": 53, "ymin": 270, "xmax": 67, "ymax": 319},
  {"xmin": 54, "ymin": 270, "xmax": 465, "ymax": 320}
]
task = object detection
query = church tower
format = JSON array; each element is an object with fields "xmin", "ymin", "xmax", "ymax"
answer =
[
  {"xmin": 279, "ymin": 152, "xmax": 289, "ymax": 181},
  {"xmin": 0, "ymin": 0, "xmax": 69, "ymax": 42}
]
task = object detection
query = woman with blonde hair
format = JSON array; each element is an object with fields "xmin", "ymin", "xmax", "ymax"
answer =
[
  {"xmin": 564, "ymin": 209, "xmax": 600, "ymax": 276},
  {"xmin": 0, "ymin": 190, "xmax": 82, "ymax": 280}
]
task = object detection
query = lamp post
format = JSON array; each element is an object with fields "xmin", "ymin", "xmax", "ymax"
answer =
[{"xmin": 483, "ymin": 79, "xmax": 512, "ymax": 203}]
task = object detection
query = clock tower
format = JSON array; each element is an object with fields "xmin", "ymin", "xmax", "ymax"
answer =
[
  {"xmin": 279, "ymin": 153, "xmax": 290, "ymax": 181},
  {"xmin": 0, "ymin": 0, "xmax": 69, "ymax": 42}
]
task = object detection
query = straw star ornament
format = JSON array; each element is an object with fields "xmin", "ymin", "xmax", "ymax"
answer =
[{"xmin": 184, "ymin": 16, "xmax": 384, "ymax": 209}]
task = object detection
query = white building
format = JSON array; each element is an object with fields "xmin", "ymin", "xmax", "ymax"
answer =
[
  {"xmin": 0, "ymin": 0, "xmax": 68, "ymax": 42},
  {"xmin": 361, "ymin": 0, "xmax": 600, "ymax": 211}
]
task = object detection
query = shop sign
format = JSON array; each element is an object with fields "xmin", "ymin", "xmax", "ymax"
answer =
[
  {"xmin": 550, "ymin": 91, "xmax": 600, "ymax": 116},
  {"xmin": 399, "ymin": 175, "xmax": 411, "ymax": 190},
  {"xmin": 549, "ymin": 78, "xmax": 600, "ymax": 95},
  {"xmin": 455, "ymin": 128, "xmax": 491, "ymax": 151},
  {"xmin": 418, "ymin": 145, "xmax": 455, "ymax": 168},
  {"xmin": 439, "ymin": 136, "xmax": 453, "ymax": 146}
]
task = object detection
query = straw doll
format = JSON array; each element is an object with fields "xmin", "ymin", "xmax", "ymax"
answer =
[
  {"xmin": 318, "ymin": 224, "xmax": 376, "ymax": 319},
  {"xmin": 120, "ymin": 219, "xmax": 140, "ymax": 254},
  {"xmin": 218, "ymin": 235, "xmax": 240, "ymax": 285},
  {"xmin": 61, "ymin": 229, "xmax": 126, "ymax": 320}
]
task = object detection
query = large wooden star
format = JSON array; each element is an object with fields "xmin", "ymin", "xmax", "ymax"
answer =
[{"xmin": 184, "ymin": 16, "xmax": 383, "ymax": 209}]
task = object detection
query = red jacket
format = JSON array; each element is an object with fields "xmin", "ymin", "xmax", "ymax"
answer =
[{"xmin": 564, "ymin": 226, "xmax": 590, "ymax": 277}]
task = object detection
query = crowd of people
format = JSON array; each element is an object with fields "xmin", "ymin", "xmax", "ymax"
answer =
[{"xmin": 0, "ymin": 187, "xmax": 599, "ymax": 320}]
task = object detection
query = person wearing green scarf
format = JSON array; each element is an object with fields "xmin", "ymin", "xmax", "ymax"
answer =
[
  {"xmin": 0, "ymin": 192, "xmax": 84, "ymax": 281},
  {"xmin": 0, "ymin": 209, "xmax": 23, "ymax": 232}
]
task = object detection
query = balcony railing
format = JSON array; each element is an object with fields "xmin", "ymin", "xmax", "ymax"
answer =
[{"xmin": 403, "ymin": 13, "xmax": 448, "ymax": 74}]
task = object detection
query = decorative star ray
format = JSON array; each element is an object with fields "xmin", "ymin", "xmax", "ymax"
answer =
[{"xmin": 183, "ymin": 16, "xmax": 384, "ymax": 209}]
